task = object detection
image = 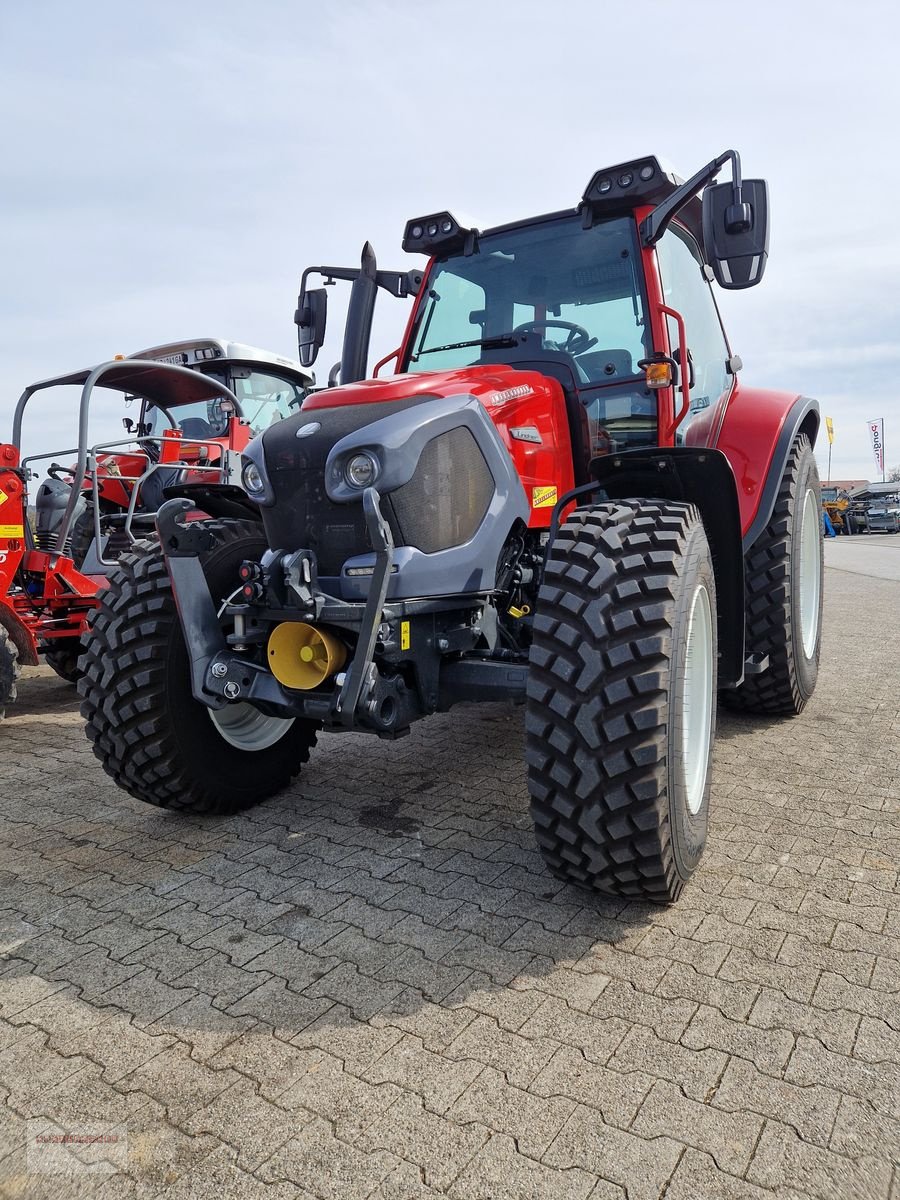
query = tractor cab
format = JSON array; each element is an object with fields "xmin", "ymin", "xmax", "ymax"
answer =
[
  {"xmin": 295, "ymin": 152, "xmax": 768, "ymax": 505},
  {"xmin": 400, "ymin": 209, "xmax": 655, "ymax": 481},
  {"xmin": 127, "ymin": 339, "xmax": 312, "ymax": 442}
]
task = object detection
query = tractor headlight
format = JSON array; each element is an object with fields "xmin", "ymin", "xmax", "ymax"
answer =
[
  {"xmin": 241, "ymin": 460, "xmax": 266, "ymax": 497},
  {"xmin": 344, "ymin": 452, "xmax": 379, "ymax": 489}
]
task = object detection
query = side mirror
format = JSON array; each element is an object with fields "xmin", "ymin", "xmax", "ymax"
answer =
[
  {"xmin": 702, "ymin": 179, "xmax": 769, "ymax": 289},
  {"xmin": 295, "ymin": 287, "xmax": 328, "ymax": 367}
]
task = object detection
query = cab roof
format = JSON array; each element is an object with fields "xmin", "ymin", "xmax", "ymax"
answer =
[{"xmin": 126, "ymin": 337, "xmax": 314, "ymax": 384}]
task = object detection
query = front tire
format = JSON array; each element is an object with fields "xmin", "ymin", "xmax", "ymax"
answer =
[
  {"xmin": 724, "ymin": 433, "xmax": 822, "ymax": 715},
  {"xmin": 526, "ymin": 501, "xmax": 717, "ymax": 903},
  {"xmin": 78, "ymin": 519, "xmax": 319, "ymax": 813}
]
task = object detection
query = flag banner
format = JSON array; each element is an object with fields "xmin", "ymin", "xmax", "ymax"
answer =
[
  {"xmin": 868, "ymin": 418, "xmax": 885, "ymax": 475},
  {"xmin": 825, "ymin": 416, "xmax": 834, "ymax": 445}
]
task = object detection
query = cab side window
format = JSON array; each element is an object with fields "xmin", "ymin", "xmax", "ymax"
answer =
[{"xmin": 656, "ymin": 226, "xmax": 731, "ymax": 443}]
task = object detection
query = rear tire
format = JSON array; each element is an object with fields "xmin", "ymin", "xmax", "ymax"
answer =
[
  {"xmin": 0, "ymin": 627, "xmax": 19, "ymax": 717},
  {"xmin": 526, "ymin": 501, "xmax": 717, "ymax": 903},
  {"xmin": 78, "ymin": 519, "xmax": 319, "ymax": 813},
  {"xmin": 724, "ymin": 433, "xmax": 822, "ymax": 715},
  {"xmin": 43, "ymin": 644, "xmax": 82, "ymax": 685}
]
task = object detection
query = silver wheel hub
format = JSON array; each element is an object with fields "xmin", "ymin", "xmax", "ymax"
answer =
[
  {"xmin": 681, "ymin": 583, "xmax": 714, "ymax": 816},
  {"xmin": 208, "ymin": 702, "xmax": 295, "ymax": 751},
  {"xmin": 207, "ymin": 586, "xmax": 295, "ymax": 751},
  {"xmin": 799, "ymin": 487, "xmax": 822, "ymax": 658}
]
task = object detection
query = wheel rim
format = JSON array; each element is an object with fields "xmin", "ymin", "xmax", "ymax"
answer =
[
  {"xmin": 208, "ymin": 702, "xmax": 295, "ymax": 751},
  {"xmin": 682, "ymin": 583, "xmax": 714, "ymax": 815},
  {"xmin": 799, "ymin": 487, "xmax": 822, "ymax": 658},
  {"xmin": 208, "ymin": 586, "xmax": 295, "ymax": 751}
]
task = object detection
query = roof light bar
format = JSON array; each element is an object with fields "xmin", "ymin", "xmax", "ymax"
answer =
[
  {"xmin": 581, "ymin": 156, "xmax": 681, "ymax": 222},
  {"xmin": 402, "ymin": 211, "xmax": 476, "ymax": 256}
]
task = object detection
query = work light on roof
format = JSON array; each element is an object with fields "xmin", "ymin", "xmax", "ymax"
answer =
[
  {"xmin": 581, "ymin": 155, "xmax": 680, "ymax": 220},
  {"xmin": 402, "ymin": 211, "xmax": 476, "ymax": 256}
]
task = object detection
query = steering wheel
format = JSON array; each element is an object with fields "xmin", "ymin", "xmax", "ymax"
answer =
[{"xmin": 513, "ymin": 319, "xmax": 598, "ymax": 356}]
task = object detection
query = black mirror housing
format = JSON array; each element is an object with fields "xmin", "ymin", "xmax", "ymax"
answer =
[
  {"xmin": 702, "ymin": 179, "xmax": 769, "ymax": 289},
  {"xmin": 295, "ymin": 287, "xmax": 328, "ymax": 367}
]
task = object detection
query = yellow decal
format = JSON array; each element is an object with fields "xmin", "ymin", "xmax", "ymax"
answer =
[
  {"xmin": 532, "ymin": 485, "xmax": 558, "ymax": 509},
  {"xmin": 0, "ymin": 524, "xmax": 24, "ymax": 537},
  {"xmin": 400, "ymin": 620, "xmax": 410, "ymax": 651},
  {"xmin": 0, "ymin": 488, "xmax": 8, "ymax": 505}
]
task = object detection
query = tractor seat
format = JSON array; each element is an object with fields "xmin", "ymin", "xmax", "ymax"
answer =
[{"xmin": 178, "ymin": 417, "xmax": 214, "ymax": 440}]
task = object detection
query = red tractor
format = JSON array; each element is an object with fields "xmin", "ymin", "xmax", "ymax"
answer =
[
  {"xmin": 80, "ymin": 151, "xmax": 823, "ymax": 902},
  {"xmin": 0, "ymin": 340, "xmax": 312, "ymax": 708}
]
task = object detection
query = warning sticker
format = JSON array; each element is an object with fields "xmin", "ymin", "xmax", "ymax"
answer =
[
  {"xmin": 0, "ymin": 525, "xmax": 24, "ymax": 538},
  {"xmin": 0, "ymin": 488, "xmax": 8, "ymax": 505},
  {"xmin": 532, "ymin": 485, "xmax": 558, "ymax": 509},
  {"xmin": 400, "ymin": 620, "xmax": 411, "ymax": 651}
]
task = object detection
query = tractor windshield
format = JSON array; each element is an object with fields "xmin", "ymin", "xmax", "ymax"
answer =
[
  {"xmin": 143, "ymin": 368, "xmax": 306, "ymax": 440},
  {"xmin": 405, "ymin": 214, "xmax": 649, "ymax": 383}
]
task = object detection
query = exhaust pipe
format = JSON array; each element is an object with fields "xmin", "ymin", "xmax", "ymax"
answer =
[{"xmin": 340, "ymin": 242, "xmax": 378, "ymax": 385}]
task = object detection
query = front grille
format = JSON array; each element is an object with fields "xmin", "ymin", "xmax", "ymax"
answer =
[
  {"xmin": 266, "ymin": 462, "xmax": 374, "ymax": 575},
  {"xmin": 258, "ymin": 398, "xmax": 496, "ymax": 575},
  {"xmin": 390, "ymin": 427, "xmax": 493, "ymax": 553},
  {"xmin": 259, "ymin": 396, "xmax": 428, "ymax": 575}
]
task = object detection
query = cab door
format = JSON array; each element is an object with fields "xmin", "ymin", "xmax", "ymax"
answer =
[{"xmin": 655, "ymin": 223, "xmax": 735, "ymax": 447}]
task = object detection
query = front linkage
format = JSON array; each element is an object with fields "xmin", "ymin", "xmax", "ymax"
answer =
[{"xmin": 155, "ymin": 496, "xmax": 528, "ymax": 738}]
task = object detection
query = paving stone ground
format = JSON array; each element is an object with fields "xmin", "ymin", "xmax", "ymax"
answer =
[{"xmin": 0, "ymin": 547, "xmax": 898, "ymax": 1199}]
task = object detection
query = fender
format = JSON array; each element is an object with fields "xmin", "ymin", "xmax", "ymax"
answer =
[
  {"xmin": 714, "ymin": 382, "xmax": 820, "ymax": 551},
  {"xmin": 0, "ymin": 603, "xmax": 39, "ymax": 666},
  {"xmin": 587, "ymin": 447, "xmax": 745, "ymax": 687},
  {"xmin": 162, "ymin": 482, "xmax": 264, "ymax": 523}
]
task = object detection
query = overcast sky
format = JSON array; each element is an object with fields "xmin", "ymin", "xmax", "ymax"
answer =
[{"xmin": 2, "ymin": 0, "xmax": 897, "ymax": 481}]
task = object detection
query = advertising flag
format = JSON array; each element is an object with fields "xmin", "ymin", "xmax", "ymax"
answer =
[
  {"xmin": 825, "ymin": 416, "xmax": 834, "ymax": 445},
  {"xmin": 868, "ymin": 418, "xmax": 885, "ymax": 476}
]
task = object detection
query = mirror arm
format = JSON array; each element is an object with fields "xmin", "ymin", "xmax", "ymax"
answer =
[{"xmin": 640, "ymin": 149, "xmax": 738, "ymax": 247}]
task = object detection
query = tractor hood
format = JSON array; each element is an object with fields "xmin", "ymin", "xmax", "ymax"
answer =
[{"xmin": 301, "ymin": 365, "xmax": 552, "ymax": 412}]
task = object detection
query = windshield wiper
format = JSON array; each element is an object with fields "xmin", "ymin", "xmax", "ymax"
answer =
[{"xmin": 414, "ymin": 333, "xmax": 519, "ymax": 358}]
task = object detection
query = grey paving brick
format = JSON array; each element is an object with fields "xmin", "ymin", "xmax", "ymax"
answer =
[
  {"xmin": 608, "ymin": 1025, "xmax": 728, "ymax": 1103},
  {"xmin": 631, "ymin": 1079, "xmax": 764, "ymax": 1175},
  {"xmin": 747, "ymin": 1119, "xmax": 893, "ymax": 1199},
  {"xmin": 364, "ymin": 1032, "xmax": 483, "ymax": 1114},
  {"xmin": 785, "ymin": 1035, "xmax": 900, "ymax": 1121},
  {"xmin": 665, "ymin": 1149, "xmax": 812, "ymax": 1200},
  {"xmin": 289, "ymin": 1004, "xmax": 403, "ymax": 1075},
  {"xmin": 446, "ymin": 1066, "xmax": 575, "ymax": 1158},
  {"xmin": 711, "ymin": 1055, "xmax": 841, "ymax": 1148},
  {"xmin": 445, "ymin": 1013, "xmax": 558, "ymax": 1088},
  {"xmin": 543, "ymin": 1104, "xmax": 683, "ymax": 1200},
  {"xmin": 529, "ymin": 1044, "xmax": 653, "ymax": 1128},
  {"xmin": 258, "ymin": 1115, "xmax": 398, "ymax": 1200},
  {"xmin": 749, "ymin": 987, "xmax": 860, "ymax": 1057},
  {"xmin": 449, "ymin": 1132, "xmax": 599, "ymax": 1200},
  {"xmin": 681, "ymin": 1004, "xmax": 795, "ymax": 1076},
  {"xmin": 153, "ymin": 1142, "xmax": 307, "ymax": 1200},
  {"xmin": 356, "ymin": 1091, "xmax": 489, "ymax": 1190}
]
